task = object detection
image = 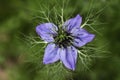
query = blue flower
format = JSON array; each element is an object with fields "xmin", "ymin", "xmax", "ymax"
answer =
[{"xmin": 36, "ymin": 14, "xmax": 95, "ymax": 70}]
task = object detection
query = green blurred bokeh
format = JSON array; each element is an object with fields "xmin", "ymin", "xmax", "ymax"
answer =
[{"xmin": 0, "ymin": 0, "xmax": 120, "ymax": 80}]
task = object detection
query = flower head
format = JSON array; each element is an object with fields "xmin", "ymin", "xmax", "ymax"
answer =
[{"xmin": 36, "ymin": 14, "xmax": 95, "ymax": 70}]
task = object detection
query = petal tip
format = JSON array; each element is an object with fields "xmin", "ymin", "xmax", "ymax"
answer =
[
  {"xmin": 76, "ymin": 14, "xmax": 82, "ymax": 19},
  {"xmin": 43, "ymin": 59, "xmax": 48, "ymax": 64},
  {"xmin": 90, "ymin": 34, "xmax": 95, "ymax": 41},
  {"xmin": 43, "ymin": 61, "xmax": 47, "ymax": 64},
  {"xmin": 43, "ymin": 60, "xmax": 51, "ymax": 64},
  {"xmin": 72, "ymin": 68, "xmax": 75, "ymax": 71},
  {"xmin": 67, "ymin": 66, "xmax": 75, "ymax": 71},
  {"xmin": 71, "ymin": 66, "xmax": 75, "ymax": 71},
  {"xmin": 35, "ymin": 24, "xmax": 41, "ymax": 33}
]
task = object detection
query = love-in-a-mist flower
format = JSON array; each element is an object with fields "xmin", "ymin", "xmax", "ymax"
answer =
[{"xmin": 36, "ymin": 14, "xmax": 95, "ymax": 70}]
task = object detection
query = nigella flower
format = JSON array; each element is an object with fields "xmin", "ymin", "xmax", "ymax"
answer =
[{"xmin": 36, "ymin": 14, "xmax": 95, "ymax": 70}]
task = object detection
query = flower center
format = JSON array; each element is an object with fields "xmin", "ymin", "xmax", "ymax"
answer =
[{"xmin": 54, "ymin": 30, "xmax": 73, "ymax": 48}]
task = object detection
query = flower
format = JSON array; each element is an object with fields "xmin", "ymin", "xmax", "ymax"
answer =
[{"xmin": 36, "ymin": 14, "xmax": 95, "ymax": 70}]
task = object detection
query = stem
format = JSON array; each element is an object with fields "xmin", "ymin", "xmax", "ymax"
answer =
[
  {"xmin": 78, "ymin": 50, "xmax": 88, "ymax": 57},
  {"xmin": 81, "ymin": 19, "xmax": 89, "ymax": 28},
  {"xmin": 61, "ymin": 8, "xmax": 64, "ymax": 25},
  {"xmin": 31, "ymin": 41, "xmax": 47, "ymax": 44}
]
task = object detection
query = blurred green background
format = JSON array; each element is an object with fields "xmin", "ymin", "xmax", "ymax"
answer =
[{"xmin": 0, "ymin": 0, "xmax": 120, "ymax": 80}]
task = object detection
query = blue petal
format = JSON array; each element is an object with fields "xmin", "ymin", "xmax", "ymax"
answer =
[
  {"xmin": 63, "ymin": 14, "xmax": 82, "ymax": 32},
  {"xmin": 36, "ymin": 23, "xmax": 58, "ymax": 42},
  {"xmin": 59, "ymin": 46, "xmax": 77, "ymax": 70},
  {"xmin": 72, "ymin": 28, "xmax": 95, "ymax": 47},
  {"xmin": 43, "ymin": 43, "xmax": 59, "ymax": 64}
]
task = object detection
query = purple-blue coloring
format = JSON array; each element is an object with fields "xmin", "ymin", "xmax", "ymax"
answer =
[{"xmin": 36, "ymin": 14, "xmax": 95, "ymax": 70}]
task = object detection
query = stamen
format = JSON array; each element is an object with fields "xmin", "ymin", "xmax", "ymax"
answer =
[{"xmin": 54, "ymin": 30, "xmax": 73, "ymax": 48}]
